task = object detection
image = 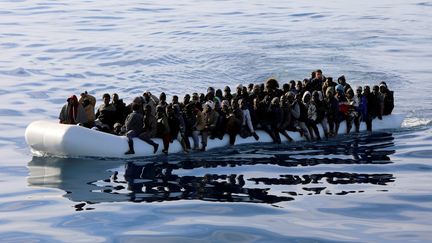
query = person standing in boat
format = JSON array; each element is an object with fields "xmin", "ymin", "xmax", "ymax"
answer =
[
  {"xmin": 124, "ymin": 103, "xmax": 144, "ymax": 155},
  {"xmin": 138, "ymin": 105, "xmax": 159, "ymax": 154},
  {"xmin": 59, "ymin": 95, "xmax": 88, "ymax": 125},
  {"xmin": 95, "ymin": 93, "xmax": 117, "ymax": 132},
  {"xmin": 324, "ymin": 87, "xmax": 339, "ymax": 137}
]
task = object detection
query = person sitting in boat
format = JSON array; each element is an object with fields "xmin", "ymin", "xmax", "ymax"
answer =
[
  {"xmin": 156, "ymin": 105, "xmax": 170, "ymax": 154},
  {"xmin": 355, "ymin": 86, "xmax": 368, "ymax": 126},
  {"xmin": 201, "ymin": 100, "xmax": 219, "ymax": 151},
  {"xmin": 111, "ymin": 93, "xmax": 128, "ymax": 125},
  {"xmin": 379, "ymin": 82, "xmax": 394, "ymax": 115},
  {"xmin": 158, "ymin": 92, "xmax": 168, "ymax": 110},
  {"xmin": 215, "ymin": 89, "xmax": 223, "ymax": 102},
  {"xmin": 265, "ymin": 78, "xmax": 283, "ymax": 99},
  {"xmin": 224, "ymin": 100, "xmax": 240, "ymax": 146},
  {"xmin": 223, "ymin": 86, "xmax": 233, "ymax": 103},
  {"xmin": 310, "ymin": 69, "xmax": 326, "ymax": 92},
  {"xmin": 239, "ymin": 99, "xmax": 259, "ymax": 141},
  {"xmin": 212, "ymin": 97, "xmax": 227, "ymax": 140},
  {"xmin": 335, "ymin": 84, "xmax": 349, "ymax": 135},
  {"xmin": 191, "ymin": 105, "xmax": 205, "ymax": 150},
  {"xmin": 322, "ymin": 77, "xmax": 336, "ymax": 96},
  {"xmin": 138, "ymin": 105, "xmax": 159, "ymax": 154},
  {"xmin": 312, "ymin": 91, "xmax": 329, "ymax": 139},
  {"xmin": 124, "ymin": 103, "xmax": 144, "ymax": 155},
  {"xmin": 372, "ymin": 85, "xmax": 384, "ymax": 120},
  {"xmin": 324, "ymin": 87, "xmax": 339, "ymax": 137},
  {"xmin": 81, "ymin": 98, "xmax": 95, "ymax": 128},
  {"xmin": 345, "ymin": 88, "xmax": 360, "ymax": 134},
  {"xmin": 94, "ymin": 93, "xmax": 117, "ymax": 132},
  {"xmin": 205, "ymin": 87, "xmax": 215, "ymax": 102},
  {"xmin": 279, "ymin": 94, "xmax": 294, "ymax": 141},
  {"xmin": 79, "ymin": 91, "xmax": 96, "ymax": 107},
  {"xmin": 337, "ymin": 75, "xmax": 352, "ymax": 93},
  {"xmin": 287, "ymin": 92, "xmax": 310, "ymax": 140},
  {"xmin": 303, "ymin": 91, "xmax": 321, "ymax": 140},
  {"xmin": 142, "ymin": 91, "xmax": 159, "ymax": 116},
  {"xmin": 269, "ymin": 97, "xmax": 283, "ymax": 143},
  {"xmin": 363, "ymin": 85, "xmax": 377, "ymax": 131},
  {"xmin": 167, "ymin": 104, "xmax": 189, "ymax": 153},
  {"xmin": 59, "ymin": 95, "xmax": 88, "ymax": 125}
]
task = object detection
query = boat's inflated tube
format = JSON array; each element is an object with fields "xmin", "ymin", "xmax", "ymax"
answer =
[{"xmin": 25, "ymin": 114, "xmax": 405, "ymax": 158}]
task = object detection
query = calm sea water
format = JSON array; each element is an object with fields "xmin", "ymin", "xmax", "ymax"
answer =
[{"xmin": 1, "ymin": 0, "xmax": 432, "ymax": 242}]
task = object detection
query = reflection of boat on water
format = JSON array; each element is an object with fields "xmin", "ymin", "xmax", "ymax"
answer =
[
  {"xmin": 27, "ymin": 132, "xmax": 397, "ymax": 208},
  {"xmin": 25, "ymin": 114, "xmax": 405, "ymax": 158}
]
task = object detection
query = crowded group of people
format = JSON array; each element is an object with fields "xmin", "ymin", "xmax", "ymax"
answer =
[{"xmin": 59, "ymin": 70, "xmax": 394, "ymax": 155}]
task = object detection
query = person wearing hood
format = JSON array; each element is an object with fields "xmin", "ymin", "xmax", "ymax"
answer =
[
  {"xmin": 59, "ymin": 95, "xmax": 88, "ymax": 125},
  {"xmin": 201, "ymin": 100, "xmax": 219, "ymax": 151},
  {"xmin": 303, "ymin": 91, "xmax": 321, "ymax": 140},
  {"xmin": 124, "ymin": 103, "xmax": 144, "ymax": 155}
]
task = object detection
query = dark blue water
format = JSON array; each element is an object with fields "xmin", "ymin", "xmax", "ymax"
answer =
[{"xmin": 1, "ymin": 0, "xmax": 432, "ymax": 242}]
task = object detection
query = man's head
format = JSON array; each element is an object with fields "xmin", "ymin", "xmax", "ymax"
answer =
[{"xmin": 102, "ymin": 93, "xmax": 110, "ymax": 105}]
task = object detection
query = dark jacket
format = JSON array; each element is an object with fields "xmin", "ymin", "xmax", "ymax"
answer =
[
  {"xmin": 96, "ymin": 103, "xmax": 117, "ymax": 128},
  {"xmin": 125, "ymin": 111, "xmax": 143, "ymax": 134}
]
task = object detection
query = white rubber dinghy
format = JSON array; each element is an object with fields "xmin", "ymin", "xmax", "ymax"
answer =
[{"xmin": 25, "ymin": 114, "xmax": 405, "ymax": 158}]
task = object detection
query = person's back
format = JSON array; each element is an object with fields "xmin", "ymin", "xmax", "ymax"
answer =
[
  {"xmin": 125, "ymin": 109, "xmax": 143, "ymax": 134},
  {"xmin": 82, "ymin": 99, "xmax": 95, "ymax": 127}
]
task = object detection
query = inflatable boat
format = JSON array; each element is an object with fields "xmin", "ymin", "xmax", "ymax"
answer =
[{"xmin": 25, "ymin": 114, "xmax": 405, "ymax": 158}]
